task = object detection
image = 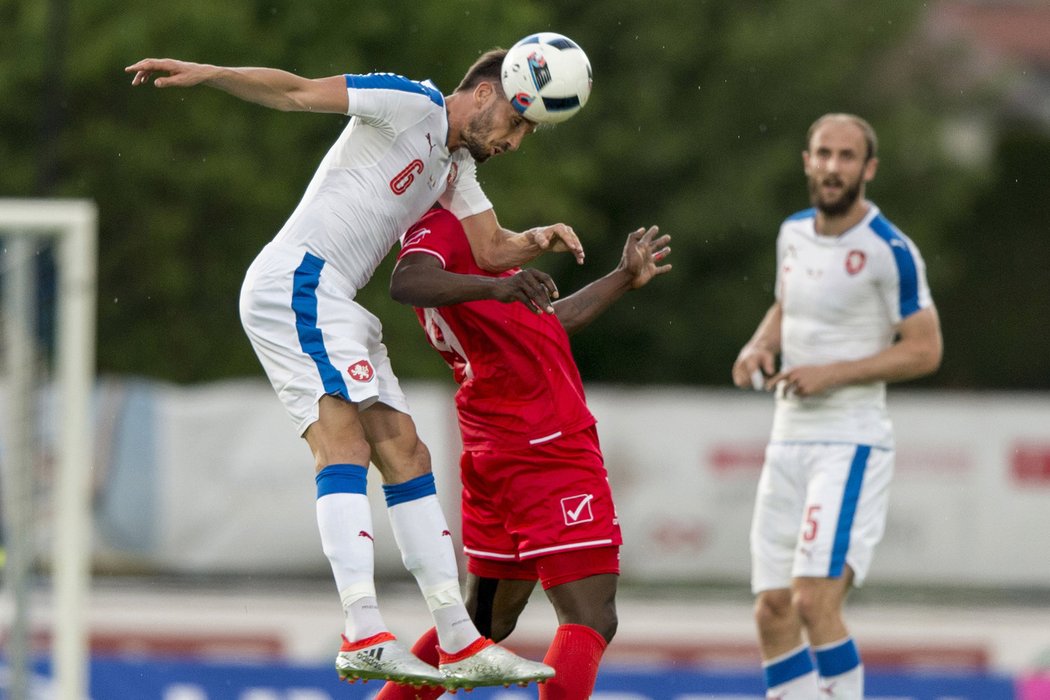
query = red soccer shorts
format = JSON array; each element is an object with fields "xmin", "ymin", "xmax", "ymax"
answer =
[{"xmin": 460, "ymin": 425, "xmax": 622, "ymax": 579}]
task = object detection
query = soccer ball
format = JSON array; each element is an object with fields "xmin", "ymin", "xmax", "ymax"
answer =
[{"xmin": 501, "ymin": 32, "xmax": 592, "ymax": 124}]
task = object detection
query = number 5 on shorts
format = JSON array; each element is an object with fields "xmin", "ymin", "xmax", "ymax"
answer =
[{"xmin": 803, "ymin": 504, "xmax": 821, "ymax": 542}]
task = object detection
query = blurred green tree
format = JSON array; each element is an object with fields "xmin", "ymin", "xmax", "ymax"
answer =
[
  {"xmin": 2, "ymin": 0, "xmax": 1040, "ymax": 388},
  {"xmin": 935, "ymin": 121, "xmax": 1050, "ymax": 389}
]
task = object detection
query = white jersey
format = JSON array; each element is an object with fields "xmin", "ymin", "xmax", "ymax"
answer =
[
  {"xmin": 771, "ymin": 204, "xmax": 932, "ymax": 447},
  {"xmin": 271, "ymin": 73, "xmax": 492, "ymax": 295}
]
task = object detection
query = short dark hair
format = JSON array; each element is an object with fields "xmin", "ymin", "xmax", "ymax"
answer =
[
  {"xmin": 455, "ymin": 48, "xmax": 507, "ymax": 93},
  {"xmin": 807, "ymin": 113, "xmax": 878, "ymax": 161}
]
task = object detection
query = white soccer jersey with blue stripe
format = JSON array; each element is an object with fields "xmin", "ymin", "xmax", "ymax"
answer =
[
  {"xmin": 272, "ymin": 73, "xmax": 491, "ymax": 295},
  {"xmin": 770, "ymin": 204, "xmax": 933, "ymax": 447}
]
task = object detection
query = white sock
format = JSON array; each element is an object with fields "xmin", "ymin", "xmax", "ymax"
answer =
[
  {"xmin": 763, "ymin": 644, "xmax": 821, "ymax": 699},
  {"xmin": 767, "ymin": 672, "xmax": 821, "ymax": 699},
  {"xmin": 316, "ymin": 491, "xmax": 388, "ymax": 641},
  {"xmin": 815, "ymin": 637, "xmax": 864, "ymax": 699},
  {"xmin": 820, "ymin": 665, "xmax": 865, "ymax": 699},
  {"xmin": 344, "ymin": 596, "xmax": 387, "ymax": 643},
  {"xmin": 385, "ymin": 477, "xmax": 480, "ymax": 654}
]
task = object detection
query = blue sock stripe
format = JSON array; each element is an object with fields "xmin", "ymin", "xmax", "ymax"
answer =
[
  {"xmin": 315, "ymin": 464, "xmax": 368, "ymax": 498},
  {"xmin": 815, "ymin": 638, "xmax": 861, "ymax": 678},
  {"xmin": 382, "ymin": 473, "xmax": 437, "ymax": 507},
  {"xmin": 764, "ymin": 646, "xmax": 815, "ymax": 689}
]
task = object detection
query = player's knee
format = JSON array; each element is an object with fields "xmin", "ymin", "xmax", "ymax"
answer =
[
  {"xmin": 754, "ymin": 590, "xmax": 794, "ymax": 631},
  {"xmin": 546, "ymin": 581, "xmax": 618, "ymax": 643},
  {"xmin": 588, "ymin": 605, "xmax": 618, "ymax": 643},
  {"xmin": 791, "ymin": 586, "xmax": 832, "ymax": 628},
  {"xmin": 583, "ymin": 590, "xmax": 619, "ymax": 642},
  {"xmin": 538, "ymin": 551, "xmax": 620, "ymax": 643}
]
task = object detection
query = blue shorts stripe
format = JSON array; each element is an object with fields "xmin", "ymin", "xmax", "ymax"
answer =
[
  {"xmin": 829, "ymin": 445, "xmax": 871, "ymax": 577},
  {"xmin": 382, "ymin": 473, "xmax": 437, "ymax": 507},
  {"xmin": 316, "ymin": 464, "xmax": 368, "ymax": 498},
  {"xmin": 292, "ymin": 253, "xmax": 349, "ymax": 399},
  {"xmin": 815, "ymin": 638, "xmax": 861, "ymax": 678},
  {"xmin": 764, "ymin": 646, "xmax": 815, "ymax": 689}
]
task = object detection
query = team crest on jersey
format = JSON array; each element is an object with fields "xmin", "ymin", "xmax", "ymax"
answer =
[
  {"xmin": 347, "ymin": 360, "xmax": 375, "ymax": 382},
  {"xmin": 561, "ymin": 493, "xmax": 594, "ymax": 527},
  {"xmin": 446, "ymin": 162, "xmax": 459, "ymax": 186},
  {"xmin": 845, "ymin": 250, "xmax": 866, "ymax": 275}
]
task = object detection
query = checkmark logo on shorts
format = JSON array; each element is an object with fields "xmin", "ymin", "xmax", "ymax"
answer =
[{"xmin": 561, "ymin": 493, "xmax": 594, "ymax": 527}]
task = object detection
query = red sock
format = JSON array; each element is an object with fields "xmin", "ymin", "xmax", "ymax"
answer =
[
  {"xmin": 539, "ymin": 624, "xmax": 608, "ymax": 700},
  {"xmin": 374, "ymin": 627, "xmax": 445, "ymax": 700}
]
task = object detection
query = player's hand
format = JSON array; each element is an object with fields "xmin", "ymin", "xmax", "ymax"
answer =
[
  {"xmin": 732, "ymin": 347, "xmax": 777, "ymax": 391},
  {"xmin": 527, "ymin": 224, "xmax": 585, "ymax": 265},
  {"xmin": 767, "ymin": 364, "xmax": 841, "ymax": 398},
  {"xmin": 493, "ymin": 268, "xmax": 560, "ymax": 314},
  {"xmin": 125, "ymin": 58, "xmax": 210, "ymax": 88},
  {"xmin": 619, "ymin": 226, "xmax": 671, "ymax": 289}
]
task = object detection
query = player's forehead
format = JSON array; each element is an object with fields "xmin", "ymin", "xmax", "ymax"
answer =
[
  {"xmin": 808, "ymin": 118, "xmax": 867, "ymax": 153},
  {"xmin": 494, "ymin": 97, "xmax": 537, "ymax": 133}
]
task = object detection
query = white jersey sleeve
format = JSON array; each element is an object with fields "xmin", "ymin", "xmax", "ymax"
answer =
[
  {"xmin": 868, "ymin": 215, "xmax": 933, "ymax": 325},
  {"xmin": 344, "ymin": 73, "xmax": 444, "ymax": 124},
  {"xmin": 438, "ymin": 154, "xmax": 492, "ymax": 220}
]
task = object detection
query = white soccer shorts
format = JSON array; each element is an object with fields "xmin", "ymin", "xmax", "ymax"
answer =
[
  {"xmin": 239, "ymin": 243, "xmax": 410, "ymax": 436},
  {"xmin": 750, "ymin": 441, "xmax": 893, "ymax": 593}
]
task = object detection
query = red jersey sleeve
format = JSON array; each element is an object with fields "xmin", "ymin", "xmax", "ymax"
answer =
[{"xmin": 398, "ymin": 208, "xmax": 471, "ymax": 270}]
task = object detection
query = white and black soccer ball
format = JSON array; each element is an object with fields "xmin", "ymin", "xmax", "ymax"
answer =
[{"xmin": 501, "ymin": 32, "xmax": 592, "ymax": 124}]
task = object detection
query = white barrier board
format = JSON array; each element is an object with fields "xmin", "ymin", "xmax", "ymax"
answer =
[{"xmin": 3, "ymin": 380, "xmax": 1049, "ymax": 586}]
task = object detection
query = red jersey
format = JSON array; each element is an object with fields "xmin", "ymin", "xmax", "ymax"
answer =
[{"xmin": 398, "ymin": 208, "xmax": 595, "ymax": 450}]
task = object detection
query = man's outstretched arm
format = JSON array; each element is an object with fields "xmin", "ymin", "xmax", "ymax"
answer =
[
  {"xmin": 460, "ymin": 208, "xmax": 586, "ymax": 272},
  {"xmin": 391, "ymin": 254, "xmax": 560, "ymax": 315},
  {"xmin": 126, "ymin": 58, "xmax": 348, "ymax": 114},
  {"xmin": 555, "ymin": 226, "xmax": 671, "ymax": 335}
]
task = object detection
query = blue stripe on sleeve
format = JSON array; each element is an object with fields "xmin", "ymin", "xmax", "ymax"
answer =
[
  {"xmin": 344, "ymin": 73, "xmax": 444, "ymax": 107},
  {"xmin": 763, "ymin": 646, "xmax": 815, "ymax": 689},
  {"xmin": 870, "ymin": 214, "xmax": 921, "ymax": 318},
  {"xmin": 292, "ymin": 252, "xmax": 349, "ymax": 400},
  {"xmin": 785, "ymin": 207, "xmax": 816, "ymax": 222},
  {"xmin": 815, "ymin": 638, "xmax": 862, "ymax": 678},
  {"xmin": 382, "ymin": 473, "xmax": 437, "ymax": 507},
  {"xmin": 829, "ymin": 445, "xmax": 871, "ymax": 578}
]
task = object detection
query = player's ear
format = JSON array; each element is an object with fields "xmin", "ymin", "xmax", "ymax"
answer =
[
  {"xmin": 473, "ymin": 80, "xmax": 495, "ymax": 106},
  {"xmin": 863, "ymin": 156, "xmax": 879, "ymax": 182}
]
